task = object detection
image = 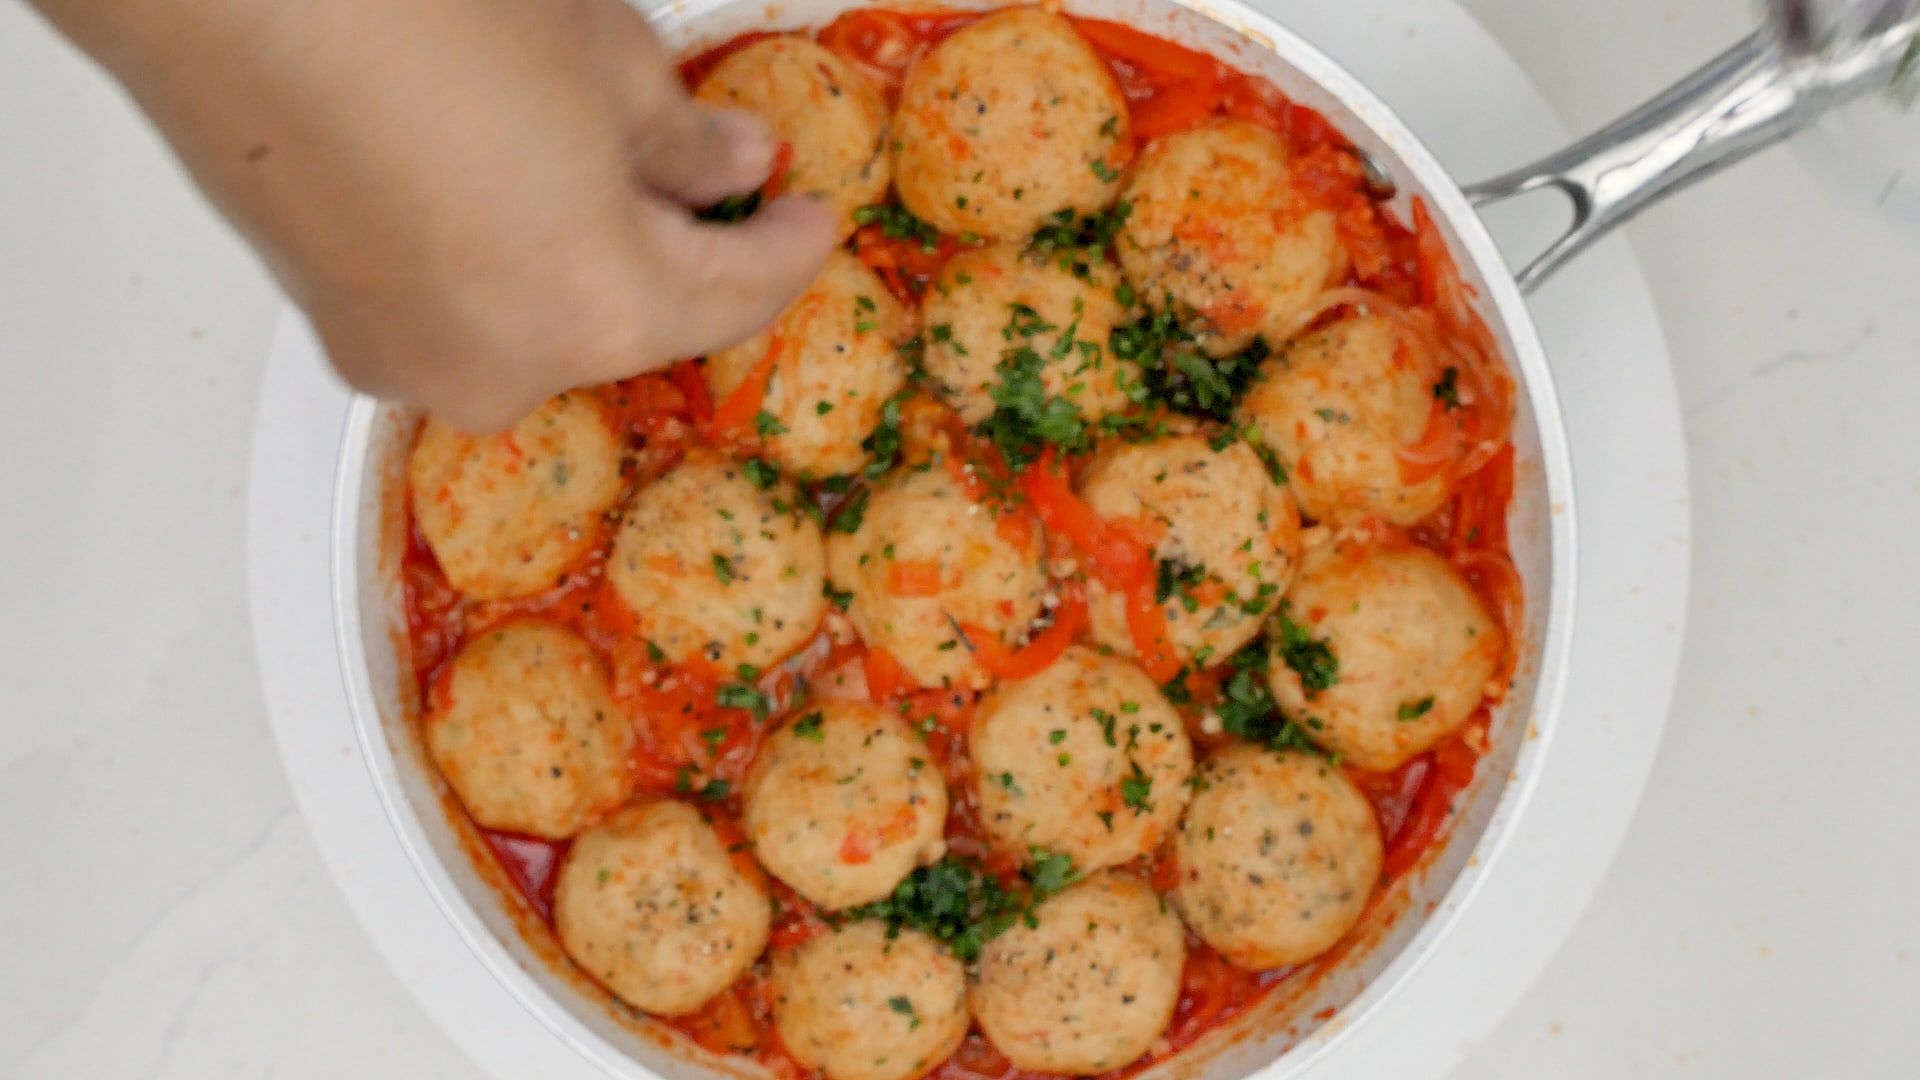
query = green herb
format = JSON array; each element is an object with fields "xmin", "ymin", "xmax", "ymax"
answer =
[
  {"xmin": 824, "ymin": 582, "xmax": 855, "ymax": 610},
  {"xmin": 888, "ymin": 996, "xmax": 917, "ymax": 1021},
  {"xmin": 1048, "ymin": 729, "xmax": 1067, "ymax": 745},
  {"xmin": 1245, "ymin": 427, "xmax": 1289, "ymax": 485},
  {"xmin": 976, "ymin": 343, "xmax": 1088, "ymax": 469},
  {"xmin": 792, "ymin": 711, "xmax": 825, "ymax": 741},
  {"xmin": 845, "ymin": 855, "xmax": 1017, "ymax": 962},
  {"xmin": 644, "ymin": 638, "xmax": 666, "ymax": 664},
  {"xmin": 1155, "ymin": 559, "xmax": 1207, "ymax": 606},
  {"xmin": 697, "ymin": 190, "xmax": 761, "ymax": 224},
  {"xmin": 753, "ymin": 410, "xmax": 787, "ymax": 437},
  {"xmin": 1160, "ymin": 668, "xmax": 1193, "ymax": 705},
  {"xmin": 861, "ymin": 390, "xmax": 910, "ymax": 479},
  {"xmin": 716, "ymin": 681, "xmax": 771, "ymax": 721},
  {"xmin": 1026, "ymin": 848, "xmax": 1079, "ymax": 898},
  {"xmin": 1090, "ymin": 707, "xmax": 1117, "ymax": 747},
  {"xmin": 1398, "ymin": 697, "xmax": 1436, "ymax": 722},
  {"xmin": 1213, "ymin": 644, "xmax": 1316, "ymax": 753},
  {"xmin": 742, "ymin": 458, "xmax": 780, "ymax": 490},
  {"xmin": 1090, "ymin": 159, "xmax": 1120, "ymax": 182},
  {"xmin": 1433, "ymin": 366, "xmax": 1461, "ymax": 410},
  {"xmin": 700, "ymin": 727, "xmax": 729, "ymax": 754},
  {"xmin": 1028, "ymin": 202, "xmax": 1133, "ymax": 266},
  {"xmin": 1119, "ymin": 761, "xmax": 1152, "ymax": 812},
  {"xmin": 1276, "ymin": 602, "xmax": 1339, "ymax": 695},
  {"xmin": 711, "ymin": 552, "xmax": 735, "ymax": 584},
  {"xmin": 832, "ymin": 488, "xmax": 870, "ymax": 534},
  {"xmin": 846, "ymin": 852, "xmax": 1080, "ymax": 962},
  {"xmin": 674, "ymin": 766, "xmax": 695, "ymax": 793},
  {"xmin": 853, "ymin": 202, "xmax": 942, "ymax": 254}
]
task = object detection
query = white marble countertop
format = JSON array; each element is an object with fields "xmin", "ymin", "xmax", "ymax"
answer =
[{"xmin": 4, "ymin": 0, "xmax": 1917, "ymax": 1076}]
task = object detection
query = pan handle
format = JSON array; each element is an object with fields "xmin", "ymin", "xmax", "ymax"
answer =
[{"xmin": 1465, "ymin": 2, "xmax": 1920, "ymax": 292}]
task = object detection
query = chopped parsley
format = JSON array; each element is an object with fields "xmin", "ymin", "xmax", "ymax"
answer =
[
  {"xmin": 831, "ymin": 488, "xmax": 870, "ymax": 534},
  {"xmin": 711, "ymin": 552, "xmax": 735, "ymax": 584},
  {"xmin": 1026, "ymin": 848, "xmax": 1079, "ymax": 898},
  {"xmin": 1119, "ymin": 761, "xmax": 1153, "ymax": 812},
  {"xmin": 791, "ymin": 711, "xmax": 825, "ymax": 741},
  {"xmin": 1027, "ymin": 201, "xmax": 1132, "ymax": 265},
  {"xmin": 741, "ymin": 458, "xmax": 780, "ymax": 490},
  {"xmin": 696, "ymin": 190, "xmax": 761, "ymax": 224},
  {"xmin": 824, "ymin": 582, "xmax": 855, "ymax": 610},
  {"xmin": 715, "ymin": 681, "xmax": 771, "ymax": 721},
  {"xmin": 1213, "ymin": 645, "xmax": 1317, "ymax": 753},
  {"xmin": 753, "ymin": 410, "xmax": 787, "ymax": 437},
  {"xmin": 1398, "ymin": 697, "xmax": 1436, "ymax": 722},
  {"xmin": 1276, "ymin": 602, "xmax": 1340, "ymax": 695},
  {"xmin": 1090, "ymin": 159, "xmax": 1120, "ymax": 182},
  {"xmin": 1433, "ymin": 366, "xmax": 1461, "ymax": 410},
  {"xmin": 853, "ymin": 202, "xmax": 942, "ymax": 254},
  {"xmin": 699, "ymin": 779, "xmax": 731, "ymax": 801},
  {"xmin": 976, "ymin": 339, "xmax": 1089, "ymax": 469},
  {"xmin": 860, "ymin": 390, "xmax": 910, "ymax": 479},
  {"xmin": 845, "ymin": 852, "xmax": 1079, "ymax": 962},
  {"xmin": 1155, "ymin": 558, "xmax": 1208, "ymax": 608}
]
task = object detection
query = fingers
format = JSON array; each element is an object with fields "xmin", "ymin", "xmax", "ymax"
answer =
[
  {"xmin": 578, "ymin": 0, "xmax": 778, "ymax": 206},
  {"xmin": 625, "ymin": 195, "xmax": 838, "ymax": 368},
  {"xmin": 632, "ymin": 103, "xmax": 779, "ymax": 207}
]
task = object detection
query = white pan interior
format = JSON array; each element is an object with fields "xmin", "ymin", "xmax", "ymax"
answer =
[{"xmin": 331, "ymin": 1, "xmax": 1576, "ymax": 1078}]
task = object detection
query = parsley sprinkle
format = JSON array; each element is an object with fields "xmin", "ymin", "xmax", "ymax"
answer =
[
  {"xmin": 852, "ymin": 202, "xmax": 942, "ymax": 254},
  {"xmin": 742, "ymin": 458, "xmax": 779, "ymax": 489},
  {"xmin": 1434, "ymin": 366, "xmax": 1461, "ymax": 409},
  {"xmin": 711, "ymin": 552, "xmax": 735, "ymax": 584},
  {"xmin": 1119, "ymin": 761, "xmax": 1152, "ymax": 812},
  {"xmin": 1276, "ymin": 602, "xmax": 1340, "ymax": 695},
  {"xmin": 716, "ymin": 681, "xmax": 771, "ymax": 721},
  {"xmin": 792, "ymin": 711, "xmax": 825, "ymax": 740},
  {"xmin": 1398, "ymin": 697, "xmax": 1436, "ymax": 722}
]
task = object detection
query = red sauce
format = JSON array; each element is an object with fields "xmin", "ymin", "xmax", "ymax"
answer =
[{"xmin": 402, "ymin": 9, "xmax": 1522, "ymax": 1079}]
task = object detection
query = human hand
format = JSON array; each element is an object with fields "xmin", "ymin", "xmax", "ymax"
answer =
[{"xmin": 38, "ymin": 0, "xmax": 836, "ymax": 431}]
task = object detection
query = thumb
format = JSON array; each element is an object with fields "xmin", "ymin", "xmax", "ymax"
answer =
[
  {"xmin": 640, "ymin": 195, "xmax": 837, "ymax": 364},
  {"xmin": 631, "ymin": 102, "xmax": 780, "ymax": 207}
]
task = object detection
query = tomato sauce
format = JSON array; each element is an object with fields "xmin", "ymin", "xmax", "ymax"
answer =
[{"xmin": 403, "ymin": 9, "xmax": 1521, "ymax": 1080}]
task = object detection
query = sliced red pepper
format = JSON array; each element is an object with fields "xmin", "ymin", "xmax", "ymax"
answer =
[
  {"xmin": 1017, "ymin": 449, "xmax": 1152, "ymax": 590},
  {"xmin": 709, "ymin": 331, "xmax": 786, "ymax": 436},
  {"xmin": 863, "ymin": 645, "xmax": 910, "ymax": 702},
  {"xmin": 1124, "ymin": 578, "xmax": 1183, "ymax": 682},
  {"xmin": 665, "ymin": 359, "xmax": 713, "ymax": 429},
  {"xmin": 962, "ymin": 589, "xmax": 1087, "ymax": 681}
]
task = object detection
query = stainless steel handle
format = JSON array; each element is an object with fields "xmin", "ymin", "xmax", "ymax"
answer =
[{"xmin": 1466, "ymin": 2, "xmax": 1920, "ymax": 292}]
